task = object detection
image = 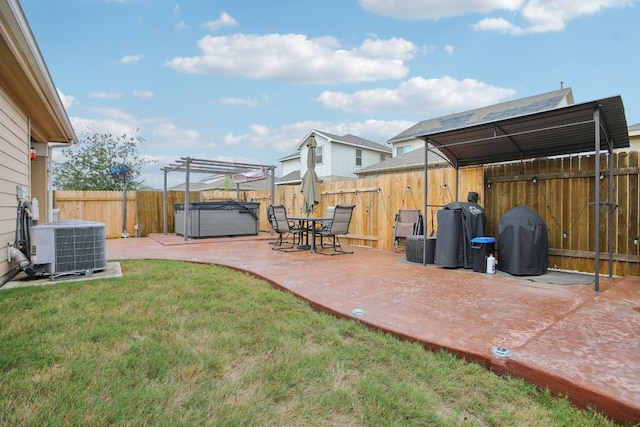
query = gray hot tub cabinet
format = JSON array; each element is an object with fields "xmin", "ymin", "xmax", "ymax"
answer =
[{"xmin": 174, "ymin": 201, "xmax": 260, "ymax": 238}]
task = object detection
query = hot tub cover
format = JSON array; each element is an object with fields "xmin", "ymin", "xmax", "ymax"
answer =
[{"xmin": 497, "ymin": 205, "xmax": 548, "ymax": 275}]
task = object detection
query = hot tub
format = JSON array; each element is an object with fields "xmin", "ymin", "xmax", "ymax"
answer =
[{"xmin": 174, "ymin": 200, "xmax": 260, "ymax": 238}]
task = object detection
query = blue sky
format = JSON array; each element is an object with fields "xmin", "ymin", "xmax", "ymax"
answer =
[{"xmin": 20, "ymin": 0, "xmax": 640, "ymax": 188}]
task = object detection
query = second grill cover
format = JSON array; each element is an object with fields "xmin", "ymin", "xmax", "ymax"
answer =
[{"xmin": 497, "ymin": 205, "xmax": 548, "ymax": 275}]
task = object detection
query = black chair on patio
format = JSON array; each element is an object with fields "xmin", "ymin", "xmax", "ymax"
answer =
[
  {"xmin": 268, "ymin": 205, "xmax": 306, "ymax": 251},
  {"xmin": 316, "ymin": 204, "xmax": 355, "ymax": 255}
]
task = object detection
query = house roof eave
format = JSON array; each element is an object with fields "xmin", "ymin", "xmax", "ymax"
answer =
[{"xmin": 0, "ymin": 0, "xmax": 77, "ymax": 145}]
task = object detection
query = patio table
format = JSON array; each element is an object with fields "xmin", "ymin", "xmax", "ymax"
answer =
[{"xmin": 289, "ymin": 216, "xmax": 332, "ymax": 252}]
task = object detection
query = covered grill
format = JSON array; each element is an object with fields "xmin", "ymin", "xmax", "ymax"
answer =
[
  {"xmin": 435, "ymin": 197, "xmax": 486, "ymax": 269},
  {"xmin": 497, "ymin": 205, "xmax": 548, "ymax": 275}
]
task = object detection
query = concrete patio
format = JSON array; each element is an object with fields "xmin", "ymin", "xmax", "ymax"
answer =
[{"xmin": 100, "ymin": 233, "xmax": 640, "ymax": 424}]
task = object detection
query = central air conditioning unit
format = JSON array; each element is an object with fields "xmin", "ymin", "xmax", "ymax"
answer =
[{"xmin": 30, "ymin": 220, "xmax": 107, "ymax": 278}]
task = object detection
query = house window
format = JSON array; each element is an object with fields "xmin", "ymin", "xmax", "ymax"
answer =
[
  {"xmin": 316, "ymin": 145, "xmax": 322, "ymax": 164},
  {"xmin": 397, "ymin": 145, "xmax": 412, "ymax": 156},
  {"xmin": 380, "ymin": 153, "xmax": 387, "ymax": 161},
  {"xmin": 356, "ymin": 149, "xmax": 362, "ymax": 166}
]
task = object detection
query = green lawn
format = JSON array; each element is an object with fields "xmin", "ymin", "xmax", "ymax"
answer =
[{"xmin": 0, "ymin": 259, "xmax": 618, "ymax": 426}]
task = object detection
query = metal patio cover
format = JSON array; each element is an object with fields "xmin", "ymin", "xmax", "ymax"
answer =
[
  {"xmin": 415, "ymin": 95, "xmax": 629, "ymax": 167},
  {"xmin": 415, "ymin": 95, "xmax": 630, "ymax": 293}
]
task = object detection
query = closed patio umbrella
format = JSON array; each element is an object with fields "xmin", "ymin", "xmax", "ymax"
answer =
[{"xmin": 301, "ymin": 135, "xmax": 321, "ymax": 215}]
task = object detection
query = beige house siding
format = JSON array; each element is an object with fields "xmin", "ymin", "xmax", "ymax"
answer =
[{"xmin": 0, "ymin": 83, "xmax": 30, "ymax": 283}]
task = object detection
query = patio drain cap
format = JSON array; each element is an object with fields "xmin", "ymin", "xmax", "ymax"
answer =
[
  {"xmin": 352, "ymin": 308, "xmax": 365, "ymax": 316},
  {"xmin": 492, "ymin": 347, "xmax": 512, "ymax": 358}
]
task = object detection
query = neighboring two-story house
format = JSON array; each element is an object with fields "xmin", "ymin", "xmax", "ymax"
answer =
[{"xmin": 278, "ymin": 130, "xmax": 391, "ymax": 184}]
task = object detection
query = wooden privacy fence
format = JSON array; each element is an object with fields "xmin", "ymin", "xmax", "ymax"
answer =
[
  {"xmin": 53, "ymin": 191, "xmax": 138, "ymax": 238},
  {"xmin": 53, "ymin": 151, "xmax": 640, "ymax": 275},
  {"xmin": 243, "ymin": 165, "xmax": 483, "ymax": 249},
  {"xmin": 53, "ymin": 190, "xmax": 201, "ymax": 238},
  {"xmin": 484, "ymin": 151, "xmax": 639, "ymax": 276}
]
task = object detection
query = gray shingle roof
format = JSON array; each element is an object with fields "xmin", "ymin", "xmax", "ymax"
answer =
[
  {"xmin": 357, "ymin": 146, "xmax": 446, "ymax": 175},
  {"xmin": 277, "ymin": 170, "xmax": 301, "ymax": 185},
  {"xmin": 316, "ymin": 131, "xmax": 391, "ymax": 153},
  {"xmin": 278, "ymin": 152, "xmax": 300, "ymax": 162}
]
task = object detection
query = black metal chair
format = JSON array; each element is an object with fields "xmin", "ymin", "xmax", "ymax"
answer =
[
  {"xmin": 316, "ymin": 205, "xmax": 355, "ymax": 255},
  {"xmin": 268, "ymin": 205, "xmax": 306, "ymax": 251}
]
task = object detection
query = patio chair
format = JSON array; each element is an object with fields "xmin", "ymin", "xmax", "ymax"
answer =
[
  {"xmin": 320, "ymin": 205, "xmax": 335, "ymax": 229},
  {"xmin": 316, "ymin": 204, "xmax": 355, "ymax": 255},
  {"xmin": 393, "ymin": 209, "xmax": 424, "ymax": 252},
  {"xmin": 313, "ymin": 206, "xmax": 335, "ymax": 239},
  {"xmin": 268, "ymin": 204, "xmax": 306, "ymax": 251}
]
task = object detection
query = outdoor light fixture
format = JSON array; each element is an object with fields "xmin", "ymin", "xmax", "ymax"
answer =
[
  {"xmin": 634, "ymin": 236, "xmax": 639, "ymax": 245},
  {"xmin": 492, "ymin": 347, "xmax": 512, "ymax": 358},
  {"xmin": 486, "ymin": 180, "xmax": 492, "ymax": 188},
  {"xmin": 532, "ymin": 176, "xmax": 538, "ymax": 183},
  {"xmin": 599, "ymin": 172, "xmax": 605, "ymax": 180},
  {"xmin": 563, "ymin": 230, "xmax": 568, "ymax": 239}
]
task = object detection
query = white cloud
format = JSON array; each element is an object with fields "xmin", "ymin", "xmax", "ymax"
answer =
[
  {"xmin": 89, "ymin": 92, "xmax": 123, "ymax": 100},
  {"xmin": 57, "ymin": 88, "xmax": 74, "ymax": 109},
  {"xmin": 117, "ymin": 54, "xmax": 143, "ymax": 64},
  {"xmin": 133, "ymin": 90, "xmax": 154, "ymax": 100},
  {"xmin": 358, "ymin": 0, "xmax": 523, "ymax": 20},
  {"xmin": 204, "ymin": 12, "xmax": 238, "ymax": 31},
  {"xmin": 472, "ymin": 17, "xmax": 524, "ymax": 34},
  {"xmin": 70, "ymin": 107, "xmax": 196, "ymax": 148},
  {"xmin": 359, "ymin": 0, "xmax": 635, "ymax": 34},
  {"xmin": 82, "ymin": 106, "xmax": 137, "ymax": 122},
  {"xmin": 153, "ymin": 123, "xmax": 200, "ymax": 142},
  {"xmin": 223, "ymin": 122, "xmax": 320, "ymax": 154},
  {"xmin": 520, "ymin": 0, "xmax": 633, "ymax": 33},
  {"xmin": 355, "ymin": 37, "xmax": 417, "ymax": 60},
  {"xmin": 166, "ymin": 34, "xmax": 417, "ymax": 84},
  {"xmin": 317, "ymin": 76, "xmax": 516, "ymax": 115},
  {"xmin": 443, "ymin": 45, "xmax": 454, "ymax": 55},
  {"xmin": 176, "ymin": 21, "xmax": 188, "ymax": 30},
  {"xmin": 70, "ymin": 116, "xmax": 138, "ymax": 138},
  {"xmin": 218, "ymin": 94, "xmax": 268, "ymax": 107}
]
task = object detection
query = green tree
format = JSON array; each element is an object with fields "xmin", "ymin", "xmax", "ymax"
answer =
[{"xmin": 53, "ymin": 130, "xmax": 154, "ymax": 190}]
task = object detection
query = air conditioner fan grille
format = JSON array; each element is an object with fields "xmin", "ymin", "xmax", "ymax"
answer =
[{"xmin": 54, "ymin": 226, "xmax": 107, "ymax": 273}]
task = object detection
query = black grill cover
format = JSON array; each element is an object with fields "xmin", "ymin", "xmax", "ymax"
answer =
[
  {"xmin": 434, "ymin": 209, "xmax": 461, "ymax": 268},
  {"xmin": 497, "ymin": 205, "xmax": 548, "ymax": 275},
  {"xmin": 435, "ymin": 201, "xmax": 486, "ymax": 268}
]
